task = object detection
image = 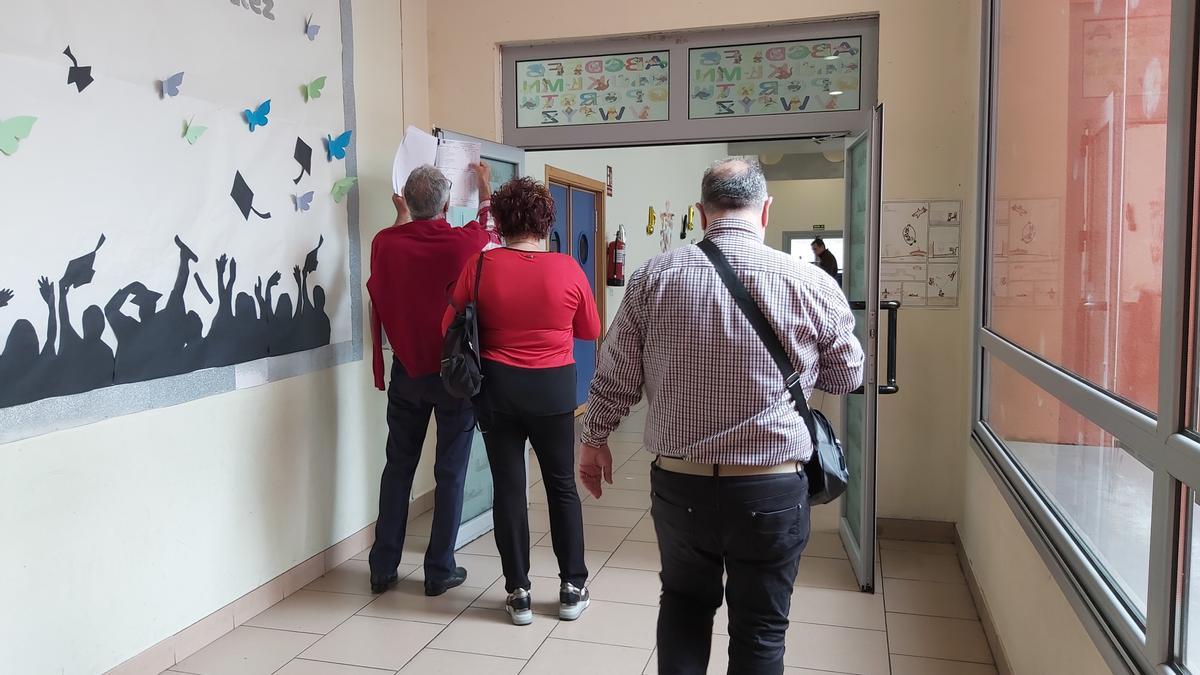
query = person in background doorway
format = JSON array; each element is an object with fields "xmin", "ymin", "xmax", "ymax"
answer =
[
  {"xmin": 366, "ymin": 163, "xmax": 499, "ymax": 597},
  {"xmin": 443, "ymin": 176, "xmax": 600, "ymax": 627},
  {"xmin": 812, "ymin": 237, "xmax": 839, "ymax": 279},
  {"xmin": 579, "ymin": 159, "xmax": 863, "ymax": 674}
]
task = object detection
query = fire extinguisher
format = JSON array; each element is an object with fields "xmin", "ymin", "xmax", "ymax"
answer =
[{"xmin": 606, "ymin": 225, "xmax": 627, "ymax": 287}]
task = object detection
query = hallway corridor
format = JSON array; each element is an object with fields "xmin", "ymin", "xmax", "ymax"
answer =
[{"xmin": 162, "ymin": 411, "xmax": 996, "ymax": 675}]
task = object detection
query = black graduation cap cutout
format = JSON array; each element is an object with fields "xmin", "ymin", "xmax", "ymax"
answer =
[
  {"xmin": 126, "ymin": 281, "xmax": 162, "ymax": 308},
  {"xmin": 303, "ymin": 235, "xmax": 324, "ymax": 273},
  {"xmin": 61, "ymin": 234, "xmax": 106, "ymax": 289},
  {"xmin": 292, "ymin": 138, "xmax": 313, "ymax": 185},
  {"xmin": 230, "ymin": 171, "xmax": 272, "ymax": 220},
  {"xmin": 63, "ymin": 46, "xmax": 94, "ymax": 92}
]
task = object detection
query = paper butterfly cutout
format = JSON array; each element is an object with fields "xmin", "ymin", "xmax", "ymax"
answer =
[
  {"xmin": 331, "ymin": 176, "xmax": 357, "ymax": 203},
  {"xmin": 294, "ymin": 191, "xmax": 315, "ymax": 212},
  {"xmin": 161, "ymin": 71, "xmax": 185, "ymax": 98},
  {"xmin": 305, "ymin": 16, "xmax": 320, "ymax": 41},
  {"xmin": 326, "ymin": 130, "xmax": 352, "ymax": 161},
  {"xmin": 304, "ymin": 76, "xmax": 327, "ymax": 102},
  {"xmin": 244, "ymin": 99, "xmax": 271, "ymax": 132},
  {"xmin": 183, "ymin": 118, "xmax": 207, "ymax": 145},
  {"xmin": 0, "ymin": 116, "xmax": 37, "ymax": 156}
]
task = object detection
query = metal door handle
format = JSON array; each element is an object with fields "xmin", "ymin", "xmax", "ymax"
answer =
[{"xmin": 848, "ymin": 300, "xmax": 901, "ymax": 395}]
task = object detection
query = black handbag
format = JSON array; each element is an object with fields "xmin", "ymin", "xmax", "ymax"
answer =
[
  {"xmin": 440, "ymin": 252, "xmax": 486, "ymax": 399},
  {"xmin": 698, "ymin": 239, "xmax": 849, "ymax": 506}
]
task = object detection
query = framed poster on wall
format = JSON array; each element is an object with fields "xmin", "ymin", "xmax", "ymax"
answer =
[
  {"xmin": 514, "ymin": 50, "xmax": 670, "ymax": 128},
  {"xmin": 688, "ymin": 36, "xmax": 862, "ymax": 119}
]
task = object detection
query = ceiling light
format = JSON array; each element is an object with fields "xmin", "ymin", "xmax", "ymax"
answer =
[
  {"xmin": 760, "ymin": 153, "xmax": 784, "ymax": 165},
  {"xmin": 828, "ymin": 90, "xmax": 844, "ymax": 96},
  {"xmin": 823, "ymin": 54, "xmax": 839, "ymax": 60},
  {"xmin": 822, "ymin": 149, "xmax": 844, "ymax": 163}
]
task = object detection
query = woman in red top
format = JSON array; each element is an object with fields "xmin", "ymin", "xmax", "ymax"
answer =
[{"xmin": 444, "ymin": 177, "xmax": 600, "ymax": 626}]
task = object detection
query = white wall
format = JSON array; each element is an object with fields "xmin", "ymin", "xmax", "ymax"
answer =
[
  {"xmin": 765, "ymin": 178, "xmax": 846, "ymax": 252},
  {"xmin": 525, "ymin": 144, "xmax": 729, "ymax": 326},
  {"xmin": 0, "ymin": 1, "xmax": 405, "ymax": 672}
]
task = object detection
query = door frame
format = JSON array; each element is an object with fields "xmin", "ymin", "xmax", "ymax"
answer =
[{"xmin": 545, "ymin": 166, "xmax": 608, "ymax": 416}]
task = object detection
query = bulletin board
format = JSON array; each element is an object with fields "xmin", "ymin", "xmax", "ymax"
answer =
[
  {"xmin": 880, "ymin": 200, "xmax": 963, "ymax": 308},
  {"xmin": 0, "ymin": 0, "xmax": 362, "ymax": 442}
]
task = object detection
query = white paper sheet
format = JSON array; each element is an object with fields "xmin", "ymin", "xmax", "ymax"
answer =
[
  {"xmin": 435, "ymin": 139, "xmax": 482, "ymax": 209},
  {"xmin": 391, "ymin": 125, "xmax": 439, "ymax": 194}
]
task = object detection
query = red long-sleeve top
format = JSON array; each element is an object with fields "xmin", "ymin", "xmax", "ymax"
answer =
[
  {"xmin": 367, "ymin": 205, "xmax": 499, "ymax": 390},
  {"xmin": 442, "ymin": 248, "xmax": 601, "ymax": 369}
]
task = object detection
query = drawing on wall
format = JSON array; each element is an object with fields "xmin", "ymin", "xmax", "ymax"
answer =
[
  {"xmin": 515, "ymin": 51, "xmax": 670, "ymax": 128},
  {"xmin": 881, "ymin": 200, "xmax": 962, "ymax": 308},
  {"xmin": 0, "ymin": 0, "xmax": 362, "ymax": 441},
  {"xmin": 990, "ymin": 198, "xmax": 1062, "ymax": 307},
  {"xmin": 688, "ymin": 36, "xmax": 861, "ymax": 119}
]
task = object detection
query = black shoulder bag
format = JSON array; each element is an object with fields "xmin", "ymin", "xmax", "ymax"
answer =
[
  {"xmin": 698, "ymin": 239, "xmax": 848, "ymax": 505},
  {"xmin": 441, "ymin": 252, "xmax": 486, "ymax": 398}
]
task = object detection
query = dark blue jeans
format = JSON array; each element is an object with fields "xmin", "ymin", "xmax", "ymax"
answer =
[
  {"xmin": 369, "ymin": 360, "xmax": 475, "ymax": 583},
  {"xmin": 651, "ymin": 465, "xmax": 810, "ymax": 675}
]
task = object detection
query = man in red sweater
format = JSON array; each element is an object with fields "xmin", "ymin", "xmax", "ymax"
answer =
[{"xmin": 366, "ymin": 163, "xmax": 498, "ymax": 596}]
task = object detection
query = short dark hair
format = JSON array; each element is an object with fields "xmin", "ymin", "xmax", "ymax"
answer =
[
  {"xmin": 491, "ymin": 177, "xmax": 555, "ymax": 241},
  {"xmin": 701, "ymin": 158, "xmax": 768, "ymax": 210},
  {"xmin": 812, "ymin": 237, "xmax": 826, "ymax": 248}
]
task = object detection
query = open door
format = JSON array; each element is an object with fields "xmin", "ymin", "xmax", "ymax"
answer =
[
  {"xmin": 840, "ymin": 104, "xmax": 883, "ymax": 592},
  {"xmin": 435, "ymin": 128, "xmax": 525, "ymax": 548}
]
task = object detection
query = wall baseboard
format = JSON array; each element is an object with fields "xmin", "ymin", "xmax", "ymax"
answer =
[
  {"xmin": 106, "ymin": 489, "xmax": 437, "ymax": 675},
  {"xmin": 878, "ymin": 517, "xmax": 957, "ymax": 543},
  {"xmin": 956, "ymin": 529, "xmax": 1014, "ymax": 675}
]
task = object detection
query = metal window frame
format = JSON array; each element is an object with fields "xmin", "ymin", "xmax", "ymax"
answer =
[{"xmin": 971, "ymin": 0, "xmax": 1199, "ymax": 672}]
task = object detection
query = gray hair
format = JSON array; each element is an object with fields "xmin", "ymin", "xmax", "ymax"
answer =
[
  {"xmin": 403, "ymin": 164, "xmax": 452, "ymax": 220},
  {"xmin": 700, "ymin": 158, "xmax": 768, "ymax": 211}
]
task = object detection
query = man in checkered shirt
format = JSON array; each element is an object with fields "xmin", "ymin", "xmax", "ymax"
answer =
[{"xmin": 579, "ymin": 158, "xmax": 863, "ymax": 674}]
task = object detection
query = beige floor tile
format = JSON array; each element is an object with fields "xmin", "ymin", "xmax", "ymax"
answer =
[
  {"xmin": 586, "ymin": 487, "xmax": 650, "ymax": 510},
  {"xmin": 794, "ymin": 556, "xmax": 860, "ymax": 592},
  {"xmin": 529, "ymin": 545, "xmax": 612, "ymax": 578},
  {"xmin": 525, "ymin": 638, "xmax": 652, "ymax": 674},
  {"xmin": 528, "ymin": 508, "xmax": 552, "ymax": 533},
  {"xmin": 606, "ymin": 540, "xmax": 661, "ymax": 571},
  {"xmin": 408, "ymin": 511, "xmax": 435, "ymax": 536},
  {"xmin": 788, "ymin": 586, "xmax": 885, "ymax": 630},
  {"xmin": 275, "ymin": 658, "xmax": 394, "ymax": 675},
  {"xmin": 886, "ymin": 613, "xmax": 993, "ymax": 664},
  {"xmin": 357, "ymin": 577, "xmax": 483, "ymax": 624},
  {"xmin": 610, "ymin": 472, "xmax": 652, "ymax": 491},
  {"xmin": 397, "ymin": 649, "xmax": 526, "ymax": 674},
  {"xmin": 880, "ymin": 549, "xmax": 965, "ymax": 585},
  {"xmin": 884, "ymin": 577, "xmax": 978, "ymax": 620},
  {"xmin": 472, "ymin": 575, "xmax": 563, "ymax": 615},
  {"xmin": 407, "ymin": 553, "xmax": 502, "ymax": 589},
  {"xmin": 352, "ymin": 546, "xmax": 372, "ymax": 562},
  {"xmin": 581, "ymin": 505, "xmax": 645, "ymax": 528},
  {"xmin": 551, "ymin": 599, "xmax": 659, "ymax": 649},
  {"xmin": 459, "ymin": 534, "xmax": 500, "ymax": 557},
  {"xmin": 300, "ymin": 616, "xmax": 441, "ymax": 671},
  {"xmin": 618, "ymin": 460, "xmax": 653, "ymax": 476},
  {"xmin": 646, "ymin": 637, "xmax": 834, "ymax": 675},
  {"xmin": 587, "ymin": 567, "xmax": 661, "ymax": 606},
  {"xmin": 305, "ymin": 559, "xmax": 415, "ymax": 596},
  {"xmin": 879, "ymin": 539, "xmax": 958, "ymax": 557},
  {"xmin": 400, "ymin": 537, "xmax": 433, "ymax": 566},
  {"xmin": 890, "ymin": 654, "xmax": 998, "ymax": 675},
  {"xmin": 783, "ymin": 623, "xmax": 889, "ymax": 675},
  {"xmin": 536, "ymin": 523, "xmax": 632, "ymax": 552},
  {"xmin": 429, "ymin": 607, "xmax": 557, "ymax": 659},
  {"xmin": 244, "ymin": 590, "xmax": 373, "ymax": 635},
  {"xmin": 627, "ymin": 515, "xmax": 657, "ymax": 543},
  {"xmin": 172, "ymin": 626, "xmax": 319, "ymax": 675},
  {"xmin": 804, "ymin": 531, "xmax": 849, "ymax": 560}
]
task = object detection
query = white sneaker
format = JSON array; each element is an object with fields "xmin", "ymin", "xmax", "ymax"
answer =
[
  {"xmin": 506, "ymin": 588, "xmax": 533, "ymax": 626},
  {"xmin": 559, "ymin": 583, "xmax": 590, "ymax": 621}
]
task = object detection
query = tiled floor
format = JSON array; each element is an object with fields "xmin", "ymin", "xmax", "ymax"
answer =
[{"xmin": 163, "ymin": 411, "xmax": 996, "ymax": 675}]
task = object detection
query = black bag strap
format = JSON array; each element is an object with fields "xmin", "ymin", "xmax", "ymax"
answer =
[
  {"xmin": 697, "ymin": 239, "xmax": 818, "ymax": 442},
  {"xmin": 471, "ymin": 251, "xmax": 485, "ymax": 305}
]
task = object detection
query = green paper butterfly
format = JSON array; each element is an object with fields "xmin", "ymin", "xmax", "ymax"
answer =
[
  {"xmin": 183, "ymin": 118, "xmax": 207, "ymax": 145},
  {"xmin": 331, "ymin": 176, "xmax": 357, "ymax": 203},
  {"xmin": 0, "ymin": 116, "xmax": 37, "ymax": 156},
  {"xmin": 303, "ymin": 76, "xmax": 327, "ymax": 103}
]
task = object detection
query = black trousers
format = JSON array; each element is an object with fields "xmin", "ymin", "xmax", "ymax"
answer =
[
  {"xmin": 651, "ymin": 465, "xmax": 810, "ymax": 675},
  {"xmin": 482, "ymin": 409, "xmax": 588, "ymax": 593},
  {"xmin": 369, "ymin": 360, "xmax": 475, "ymax": 583}
]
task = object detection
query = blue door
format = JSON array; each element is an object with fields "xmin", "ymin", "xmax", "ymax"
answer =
[
  {"xmin": 569, "ymin": 187, "xmax": 598, "ymax": 407},
  {"xmin": 549, "ymin": 183, "xmax": 569, "ymax": 255}
]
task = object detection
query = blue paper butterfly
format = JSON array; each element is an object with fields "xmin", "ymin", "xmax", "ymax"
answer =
[
  {"xmin": 294, "ymin": 191, "xmax": 315, "ymax": 212},
  {"xmin": 326, "ymin": 130, "xmax": 352, "ymax": 161},
  {"xmin": 244, "ymin": 99, "xmax": 271, "ymax": 132},
  {"xmin": 161, "ymin": 71, "xmax": 185, "ymax": 98}
]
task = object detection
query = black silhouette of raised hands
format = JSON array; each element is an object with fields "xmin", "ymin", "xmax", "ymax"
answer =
[
  {"xmin": 175, "ymin": 235, "xmax": 199, "ymax": 264},
  {"xmin": 268, "ymin": 270, "xmax": 281, "ymax": 289},
  {"xmin": 254, "ymin": 276, "xmax": 263, "ymax": 298},
  {"xmin": 0, "ymin": 288, "xmax": 12, "ymax": 307},
  {"xmin": 293, "ymin": 265, "xmax": 302, "ymax": 286},
  {"xmin": 38, "ymin": 276, "xmax": 54, "ymax": 304},
  {"xmin": 216, "ymin": 254, "xmax": 229, "ymax": 276},
  {"xmin": 228, "ymin": 258, "xmax": 238, "ymax": 286}
]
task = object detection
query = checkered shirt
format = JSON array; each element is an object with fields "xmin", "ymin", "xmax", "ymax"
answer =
[{"xmin": 581, "ymin": 218, "xmax": 864, "ymax": 465}]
